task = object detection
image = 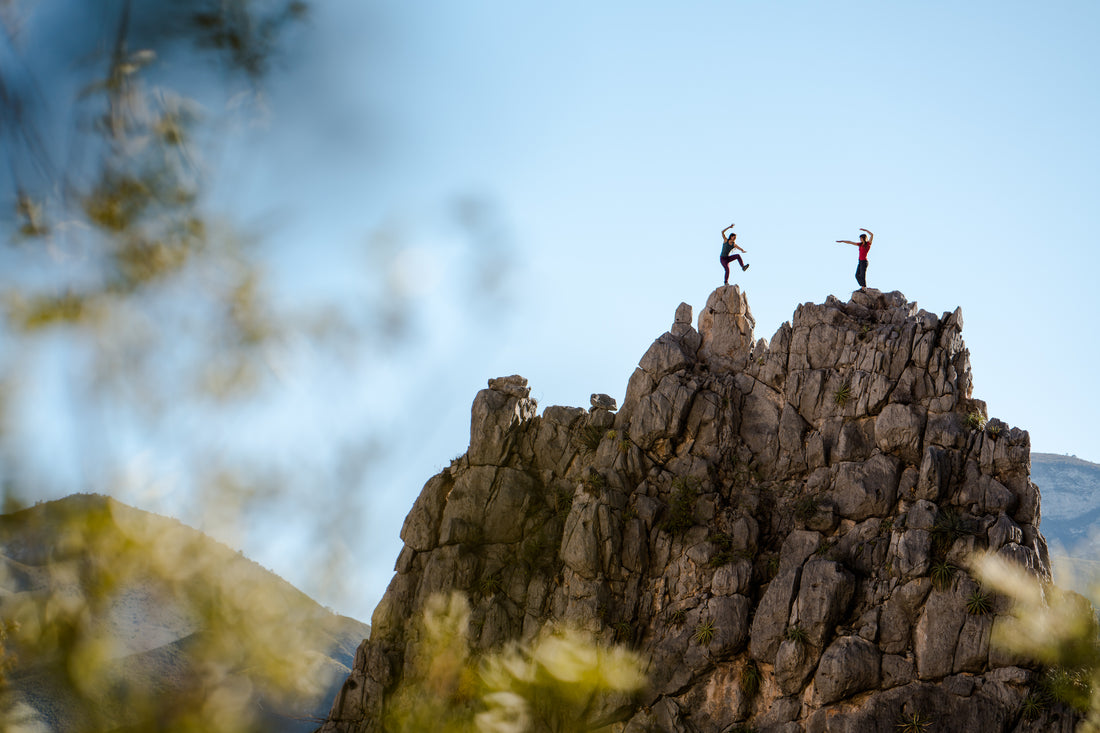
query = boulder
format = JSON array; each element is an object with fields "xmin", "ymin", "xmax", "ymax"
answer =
[
  {"xmin": 813, "ymin": 635, "xmax": 882, "ymax": 704},
  {"xmin": 697, "ymin": 285, "xmax": 755, "ymax": 371},
  {"xmin": 832, "ymin": 453, "xmax": 901, "ymax": 520},
  {"xmin": 469, "ymin": 376, "xmax": 537, "ymax": 465},
  {"xmin": 790, "ymin": 559, "xmax": 855, "ymax": 648},
  {"xmin": 590, "ymin": 393, "xmax": 618, "ymax": 411},
  {"xmin": 875, "ymin": 403, "xmax": 925, "ymax": 465}
]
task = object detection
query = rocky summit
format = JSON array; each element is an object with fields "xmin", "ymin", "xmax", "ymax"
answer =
[{"xmin": 322, "ymin": 286, "xmax": 1077, "ymax": 732}]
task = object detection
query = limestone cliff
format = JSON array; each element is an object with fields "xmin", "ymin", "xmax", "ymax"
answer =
[{"xmin": 323, "ymin": 287, "xmax": 1077, "ymax": 732}]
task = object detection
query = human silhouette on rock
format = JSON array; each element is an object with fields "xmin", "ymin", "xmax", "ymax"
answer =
[
  {"xmin": 720, "ymin": 223, "xmax": 749, "ymax": 285},
  {"xmin": 836, "ymin": 228, "xmax": 873, "ymax": 289}
]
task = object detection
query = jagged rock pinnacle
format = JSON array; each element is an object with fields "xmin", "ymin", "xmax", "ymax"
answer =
[
  {"xmin": 321, "ymin": 287, "xmax": 1073, "ymax": 733},
  {"xmin": 698, "ymin": 284, "xmax": 756, "ymax": 371}
]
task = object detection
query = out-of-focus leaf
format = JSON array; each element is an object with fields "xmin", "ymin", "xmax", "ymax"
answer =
[{"xmin": 6, "ymin": 291, "xmax": 98, "ymax": 330}]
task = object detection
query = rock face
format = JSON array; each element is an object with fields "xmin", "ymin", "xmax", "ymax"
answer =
[{"xmin": 322, "ymin": 286, "xmax": 1077, "ymax": 732}]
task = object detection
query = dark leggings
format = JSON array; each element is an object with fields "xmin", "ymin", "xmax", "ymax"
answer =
[
  {"xmin": 856, "ymin": 259, "xmax": 868, "ymax": 288},
  {"xmin": 721, "ymin": 254, "xmax": 744, "ymax": 282}
]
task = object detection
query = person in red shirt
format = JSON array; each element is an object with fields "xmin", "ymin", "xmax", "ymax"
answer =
[
  {"xmin": 720, "ymin": 223, "xmax": 749, "ymax": 285},
  {"xmin": 836, "ymin": 228, "xmax": 873, "ymax": 289}
]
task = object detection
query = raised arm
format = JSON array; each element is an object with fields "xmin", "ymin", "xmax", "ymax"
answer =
[
  {"xmin": 722, "ymin": 223, "xmax": 736, "ymax": 238},
  {"xmin": 859, "ymin": 228, "xmax": 874, "ymax": 244}
]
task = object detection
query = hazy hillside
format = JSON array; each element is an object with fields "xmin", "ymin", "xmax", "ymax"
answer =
[
  {"xmin": 0, "ymin": 494, "xmax": 369, "ymax": 733},
  {"xmin": 1032, "ymin": 452, "xmax": 1100, "ymax": 591},
  {"xmin": 1032, "ymin": 453, "xmax": 1100, "ymax": 525}
]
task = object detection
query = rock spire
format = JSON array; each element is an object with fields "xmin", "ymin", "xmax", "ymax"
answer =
[{"xmin": 322, "ymin": 286, "xmax": 1074, "ymax": 732}]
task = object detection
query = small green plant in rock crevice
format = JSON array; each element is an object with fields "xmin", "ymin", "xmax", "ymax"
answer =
[
  {"xmin": 552, "ymin": 486, "xmax": 574, "ymax": 521},
  {"xmin": 833, "ymin": 383, "xmax": 852, "ymax": 407},
  {"xmin": 930, "ymin": 560, "xmax": 956, "ymax": 590},
  {"xmin": 784, "ymin": 624, "xmax": 808, "ymax": 646},
  {"xmin": 895, "ymin": 711, "xmax": 932, "ymax": 732},
  {"xmin": 662, "ymin": 477, "xmax": 700, "ymax": 535},
  {"xmin": 581, "ymin": 470, "xmax": 607, "ymax": 494},
  {"xmin": 930, "ymin": 508, "xmax": 971, "ymax": 557},
  {"xmin": 742, "ymin": 660, "xmax": 763, "ymax": 698},
  {"xmin": 707, "ymin": 532, "xmax": 742, "ymax": 567},
  {"xmin": 794, "ymin": 494, "xmax": 819, "ymax": 522},
  {"xmin": 1019, "ymin": 689, "xmax": 1049, "ymax": 721},
  {"xmin": 575, "ymin": 424, "xmax": 605, "ymax": 453},
  {"xmin": 965, "ymin": 410, "xmax": 986, "ymax": 431},
  {"xmin": 966, "ymin": 587, "xmax": 992, "ymax": 615},
  {"xmin": 478, "ymin": 573, "xmax": 502, "ymax": 597},
  {"xmin": 693, "ymin": 618, "xmax": 716, "ymax": 646}
]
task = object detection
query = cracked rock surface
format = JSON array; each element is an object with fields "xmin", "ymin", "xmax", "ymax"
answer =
[{"xmin": 322, "ymin": 287, "xmax": 1077, "ymax": 733}]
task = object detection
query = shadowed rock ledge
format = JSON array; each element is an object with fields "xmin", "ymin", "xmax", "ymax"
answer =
[{"xmin": 321, "ymin": 286, "xmax": 1078, "ymax": 733}]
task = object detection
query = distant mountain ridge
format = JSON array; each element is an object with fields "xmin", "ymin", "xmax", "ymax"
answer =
[
  {"xmin": 0, "ymin": 493, "xmax": 369, "ymax": 733},
  {"xmin": 1031, "ymin": 452, "xmax": 1100, "ymax": 590},
  {"xmin": 1031, "ymin": 452, "xmax": 1100, "ymax": 523}
]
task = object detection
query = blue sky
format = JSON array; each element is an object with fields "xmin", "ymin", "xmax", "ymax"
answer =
[
  {"xmin": 5, "ymin": 1, "xmax": 1100, "ymax": 622},
  {"xmin": 319, "ymin": 0, "xmax": 1100, "ymax": 445},
  {"xmin": 313, "ymin": 0, "xmax": 1100, "ymax": 619}
]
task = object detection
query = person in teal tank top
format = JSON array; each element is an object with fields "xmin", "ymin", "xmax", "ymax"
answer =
[{"xmin": 720, "ymin": 223, "xmax": 749, "ymax": 284}]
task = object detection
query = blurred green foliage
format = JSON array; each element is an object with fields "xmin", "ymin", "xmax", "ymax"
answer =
[
  {"xmin": 0, "ymin": 1, "xmax": 515, "ymax": 728},
  {"xmin": 975, "ymin": 552, "xmax": 1100, "ymax": 732},
  {"xmin": 0, "ymin": 494, "xmax": 349, "ymax": 732},
  {"xmin": 384, "ymin": 592, "xmax": 647, "ymax": 733},
  {"xmin": 0, "ymin": 1, "xmax": 337, "ymax": 729},
  {"xmin": 2, "ymin": 0, "xmax": 307, "ymax": 409}
]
